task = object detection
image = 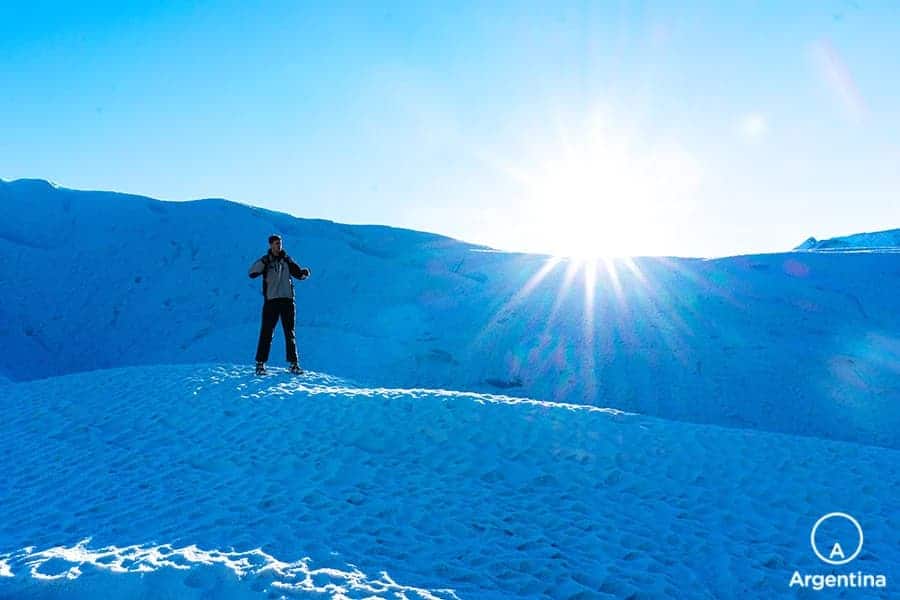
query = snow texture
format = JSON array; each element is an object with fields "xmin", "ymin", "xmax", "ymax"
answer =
[{"xmin": 1, "ymin": 364, "xmax": 898, "ymax": 598}]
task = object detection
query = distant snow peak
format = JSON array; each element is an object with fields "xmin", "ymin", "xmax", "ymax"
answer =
[
  {"xmin": 795, "ymin": 228, "xmax": 900, "ymax": 251},
  {"xmin": 796, "ymin": 236, "xmax": 818, "ymax": 250}
]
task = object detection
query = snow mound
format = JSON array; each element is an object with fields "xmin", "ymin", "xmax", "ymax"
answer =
[
  {"xmin": 3, "ymin": 178, "xmax": 900, "ymax": 448},
  {"xmin": 1, "ymin": 364, "xmax": 898, "ymax": 598}
]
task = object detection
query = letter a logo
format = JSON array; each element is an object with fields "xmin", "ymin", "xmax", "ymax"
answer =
[
  {"xmin": 810, "ymin": 513, "xmax": 864, "ymax": 566},
  {"xmin": 829, "ymin": 543, "xmax": 845, "ymax": 560}
]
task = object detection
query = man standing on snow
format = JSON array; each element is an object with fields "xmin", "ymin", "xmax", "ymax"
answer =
[{"xmin": 248, "ymin": 234, "xmax": 310, "ymax": 375}]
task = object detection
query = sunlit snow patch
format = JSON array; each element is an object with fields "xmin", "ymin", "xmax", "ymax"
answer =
[{"xmin": 1, "ymin": 539, "xmax": 460, "ymax": 599}]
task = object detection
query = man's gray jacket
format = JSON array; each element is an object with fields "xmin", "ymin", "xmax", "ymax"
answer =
[{"xmin": 248, "ymin": 250, "xmax": 305, "ymax": 300}]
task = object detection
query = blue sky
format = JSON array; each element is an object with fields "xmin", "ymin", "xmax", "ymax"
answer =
[{"xmin": 2, "ymin": 1, "xmax": 898, "ymax": 257}]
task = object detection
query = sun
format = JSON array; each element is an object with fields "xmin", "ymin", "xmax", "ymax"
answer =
[
  {"xmin": 484, "ymin": 107, "xmax": 702, "ymax": 259},
  {"xmin": 523, "ymin": 154, "xmax": 650, "ymax": 258}
]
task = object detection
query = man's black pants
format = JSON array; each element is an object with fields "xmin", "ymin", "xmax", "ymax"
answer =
[{"xmin": 255, "ymin": 298, "xmax": 299, "ymax": 364}]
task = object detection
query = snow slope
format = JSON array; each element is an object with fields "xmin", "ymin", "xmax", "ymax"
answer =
[
  {"xmin": 1, "ymin": 364, "xmax": 898, "ymax": 598},
  {"xmin": 2, "ymin": 178, "xmax": 900, "ymax": 449}
]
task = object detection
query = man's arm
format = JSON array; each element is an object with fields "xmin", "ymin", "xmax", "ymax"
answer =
[
  {"xmin": 248, "ymin": 257, "xmax": 266, "ymax": 279},
  {"xmin": 286, "ymin": 256, "xmax": 309, "ymax": 279}
]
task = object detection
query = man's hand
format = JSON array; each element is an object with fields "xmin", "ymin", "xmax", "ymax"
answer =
[{"xmin": 287, "ymin": 258, "xmax": 310, "ymax": 280}]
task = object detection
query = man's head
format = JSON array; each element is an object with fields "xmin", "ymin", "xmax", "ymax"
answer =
[{"xmin": 268, "ymin": 234, "xmax": 283, "ymax": 253}]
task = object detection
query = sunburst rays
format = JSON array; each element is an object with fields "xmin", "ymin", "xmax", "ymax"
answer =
[{"xmin": 467, "ymin": 253, "xmax": 721, "ymax": 406}]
